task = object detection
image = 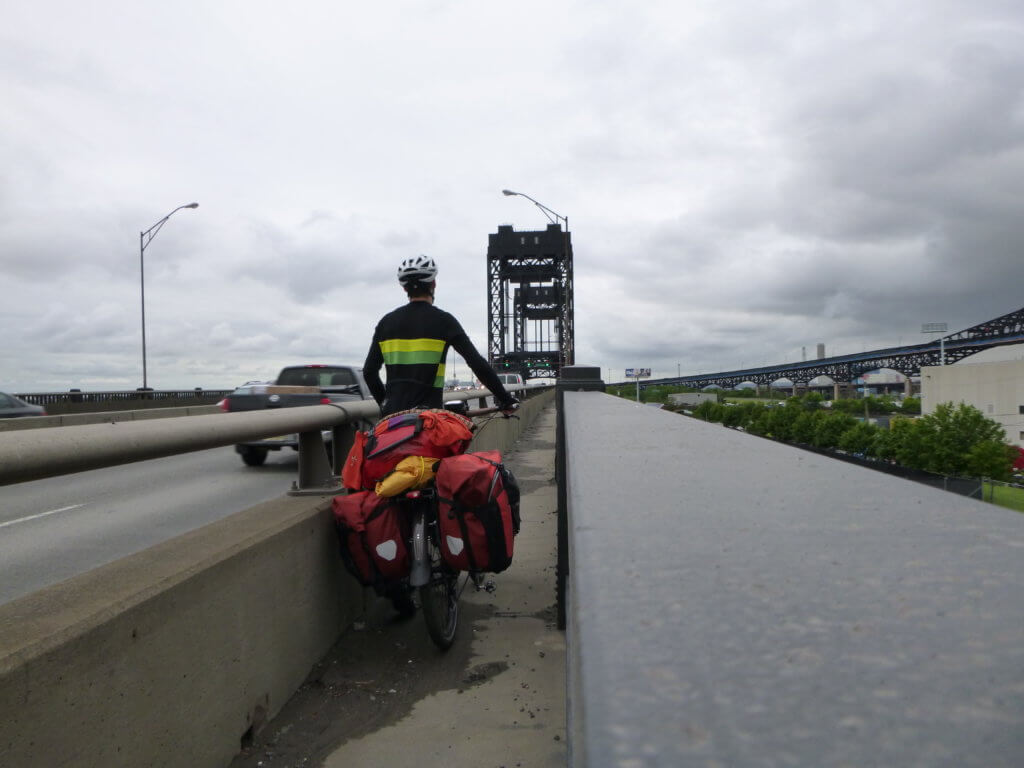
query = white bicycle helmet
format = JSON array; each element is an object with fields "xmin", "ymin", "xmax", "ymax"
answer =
[{"xmin": 397, "ymin": 255, "xmax": 438, "ymax": 284}]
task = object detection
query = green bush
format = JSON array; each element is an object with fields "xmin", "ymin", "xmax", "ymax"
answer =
[
  {"xmin": 901, "ymin": 396, "xmax": 921, "ymax": 414},
  {"xmin": 790, "ymin": 411, "xmax": 820, "ymax": 443},
  {"xmin": 694, "ymin": 400, "xmax": 723, "ymax": 422},
  {"xmin": 838, "ymin": 421, "xmax": 878, "ymax": 454},
  {"xmin": 813, "ymin": 412, "xmax": 858, "ymax": 449},
  {"xmin": 721, "ymin": 404, "xmax": 746, "ymax": 428},
  {"xmin": 764, "ymin": 404, "xmax": 799, "ymax": 441},
  {"xmin": 683, "ymin": 394, "xmax": 1015, "ymax": 483},
  {"xmin": 747, "ymin": 412, "xmax": 771, "ymax": 436}
]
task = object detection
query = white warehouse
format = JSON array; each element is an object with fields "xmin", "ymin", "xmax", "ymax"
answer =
[{"xmin": 920, "ymin": 360, "xmax": 1024, "ymax": 448}]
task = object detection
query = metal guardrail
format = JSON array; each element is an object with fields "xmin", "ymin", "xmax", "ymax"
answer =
[
  {"xmin": 559, "ymin": 388, "xmax": 1024, "ymax": 767},
  {"xmin": 0, "ymin": 385, "xmax": 544, "ymax": 494}
]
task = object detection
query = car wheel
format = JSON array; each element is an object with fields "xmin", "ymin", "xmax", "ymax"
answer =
[{"xmin": 240, "ymin": 447, "xmax": 268, "ymax": 467}]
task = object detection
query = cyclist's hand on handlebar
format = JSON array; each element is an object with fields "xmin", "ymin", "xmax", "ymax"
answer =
[{"xmin": 499, "ymin": 397, "xmax": 520, "ymax": 417}]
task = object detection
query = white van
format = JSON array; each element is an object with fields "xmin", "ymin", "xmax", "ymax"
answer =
[{"xmin": 497, "ymin": 373, "xmax": 524, "ymax": 387}]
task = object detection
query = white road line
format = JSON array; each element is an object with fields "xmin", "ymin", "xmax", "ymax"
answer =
[{"xmin": 0, "ymin": 504, "xmax": 86, "ymax": 530}]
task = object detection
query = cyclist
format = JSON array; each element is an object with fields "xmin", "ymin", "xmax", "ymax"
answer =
[
  {"xmin": 363, "ymin": 255, "xmax": 520, "ymax": 417},
  {"xmin": 363, "ymin": 255, "xmax": 519, "ymax": 619}
]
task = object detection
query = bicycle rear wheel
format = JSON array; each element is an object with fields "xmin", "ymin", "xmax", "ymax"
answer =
[{"xmin": 419, "ymin": 534, "xmax": 459, "ymax": 650}]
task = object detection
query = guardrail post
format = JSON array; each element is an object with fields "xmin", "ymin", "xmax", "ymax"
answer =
[
  {"xmin": 556, "ymin": 365, "xmax": 604, "ymax": 631},
  {"xmin": 289, "ymin": 428, "xmax": 343, "ymax": 496}
]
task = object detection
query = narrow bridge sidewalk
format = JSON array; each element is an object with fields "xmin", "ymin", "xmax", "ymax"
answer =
[{"xmin": 231, "ymin": 404, "xmax": 566, "ymax": 768}]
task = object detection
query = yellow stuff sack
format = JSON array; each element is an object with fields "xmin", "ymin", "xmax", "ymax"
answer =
[{"xmin": 375, "ymin": 455, "xmax": 439, "ymax": 497}]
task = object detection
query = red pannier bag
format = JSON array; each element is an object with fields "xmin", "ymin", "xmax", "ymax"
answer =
[
  {"xmin": 435, "ymin": 450, "xmax": 518, "ymax": 573},
  {"xmin": 351, "ymin": 410, "xmax": 474, "ymax": 491},
  {"xmin": 331, "ymin": 491, "xmax": 410, "ymax": 586},
  {"xmin": 341, "ymin": 429, "xmax": 368, "ymax": 491}
]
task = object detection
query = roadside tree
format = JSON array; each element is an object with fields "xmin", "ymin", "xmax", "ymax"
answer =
[
  {"xmin": 916, "ymin": 402, "xmax": 1007, "ymax": 476},
  {"xmin": 694, "ymin": 400, "xmax": 723, "ymax": 422},
  {"xmin": 813, "ymin": 412, "xmax": 859, "ymax": 449},
  {"xmin": 791, "ymin": 411, "xmax": 819, "ymax": 444},
  {"xmin": 901, "ymin": 396, "xmax": 921, "ymax": 415},
  {"xmin": 889, "ymin": 417, "xmax": 927, "ymax": 470},
  {"xmin": 965, "ymin": 440, "xmax": 1018, "ymax": 481},
  {"xmin": 765, "ymin": 404, "xmax": 800, "ymax": 441},
  {"xmin": 838, "ymin": 421, "xmax": 878, "ymax": 455}
]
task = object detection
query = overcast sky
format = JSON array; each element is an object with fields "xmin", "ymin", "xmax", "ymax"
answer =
[{"xmin": 3, "ymin": 1, "xmax": 1023, "ymax": 392}]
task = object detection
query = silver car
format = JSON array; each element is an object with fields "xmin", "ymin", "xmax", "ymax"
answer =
[{"xmin": 0, "ymin": 391, "xmax": 46, "ymax": 418}]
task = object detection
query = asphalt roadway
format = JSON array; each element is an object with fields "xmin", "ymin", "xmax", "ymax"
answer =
[
  {"xmin": 0, "ymin": 446, "xmax": 297, "ymax": 605},
  {"xmin": 230, "ymin": 404, "xmax": 566, "ymax": 768}
]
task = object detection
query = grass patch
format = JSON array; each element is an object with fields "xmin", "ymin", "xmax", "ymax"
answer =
[{"xmin": 984, "ymin": 482, "xmax": 1024, "ymax": 513}]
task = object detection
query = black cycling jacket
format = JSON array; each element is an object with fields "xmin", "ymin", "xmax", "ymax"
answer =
[{"xmin": 363, "ymin": 301, "xmax": 513, "ymax": 417}]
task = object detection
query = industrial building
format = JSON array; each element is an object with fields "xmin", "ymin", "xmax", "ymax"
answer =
[{"xmin": 920, "ymin": 360, "xmax": 1024, "ymax": 448}]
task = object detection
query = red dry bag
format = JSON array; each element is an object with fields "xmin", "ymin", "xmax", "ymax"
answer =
[{"xmin": 357, "ymin": 410, "xmax": 473, "ymax": 490}]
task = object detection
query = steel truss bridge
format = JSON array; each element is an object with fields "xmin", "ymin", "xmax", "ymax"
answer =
[{"xmin": 643, "ymin": 304, "xmax": 1024, "ymax": 391}]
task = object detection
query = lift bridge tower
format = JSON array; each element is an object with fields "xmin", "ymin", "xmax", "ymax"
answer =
[{"xmin": 486, "ymin": 223, "xmax": 574, "ymax": 380}]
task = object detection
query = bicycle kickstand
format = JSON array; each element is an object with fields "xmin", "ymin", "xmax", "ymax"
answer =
[{"xmin": 470, "ymin": 572, "xmax": 497, "ymax": 593}]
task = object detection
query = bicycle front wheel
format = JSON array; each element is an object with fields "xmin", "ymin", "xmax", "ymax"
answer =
[{"xmin": 419, "ymin": 537, "xmax": 459, "ymax": 650}]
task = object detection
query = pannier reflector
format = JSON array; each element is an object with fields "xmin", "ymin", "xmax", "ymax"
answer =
[
  {"xmin": 445, "ymin": 535, "xmax": 464, "ymax": 556},
  {"xmin": 375, "ymin": 540, "xmax": 398, "ymax": 561}
]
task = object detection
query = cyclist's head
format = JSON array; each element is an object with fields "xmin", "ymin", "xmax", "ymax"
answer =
[{"xmin": 397, "ymin": 255, "xmax": 438, "ymax": 298}]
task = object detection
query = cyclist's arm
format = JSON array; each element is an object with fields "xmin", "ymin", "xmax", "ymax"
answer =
[
  {"xmin": 450, "ymin": 328, "xmax": 515, "ymax": 408},
  {"xmin": 363, "ymin": 338, "xmax": 385, "ymax": 405}
]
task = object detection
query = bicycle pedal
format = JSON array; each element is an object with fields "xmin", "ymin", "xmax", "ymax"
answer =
[{"xmin": 484, "ymin": 580, "xmax": 497, "ymax": 593}]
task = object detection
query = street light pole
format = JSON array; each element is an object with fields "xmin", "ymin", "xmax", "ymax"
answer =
[
  {"xmin": 921, "ymin": 322, "xmax": 948, "ymax": 368},
  {"xmin": 501, "ymin": 189, "xmax": 573, "ymax": 369},
  {"xmin": 140, "ymin": 202, "xmax": 198, "ymax": 390},
  {"xmin": 502, "ymin": 189, "xmax": 563, "ymax": 226}
]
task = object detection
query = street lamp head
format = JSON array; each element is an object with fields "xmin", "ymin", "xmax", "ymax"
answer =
[
  {"xmin": 501, "ymin": 189, "xmax": 517, "ymax": 197},
  {"xmin": 185, "ymin": 202, "xmax": 199, "ymax": 209}
]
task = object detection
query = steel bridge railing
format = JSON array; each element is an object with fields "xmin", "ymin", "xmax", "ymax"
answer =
[{"xmin": 0, "ymin": 385, "xmax": 546, "ymax": 493}]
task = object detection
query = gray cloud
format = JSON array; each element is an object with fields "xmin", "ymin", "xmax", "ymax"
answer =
[{"xmin": 2, "ymin": 1, "xmax": 1023, "ymax": 391}]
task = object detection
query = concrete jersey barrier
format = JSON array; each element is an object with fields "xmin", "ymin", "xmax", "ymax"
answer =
[
  {"xmin": 0, "ymin": 404, "xmax": 223, "ymax": 432},
  {"xmin": 562, "ymin": 391, "xmax": 1024, "ymax": 767},
  {"xmin": 0, "ymin": 388, "xmax": 553, "ymax": 768}
]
